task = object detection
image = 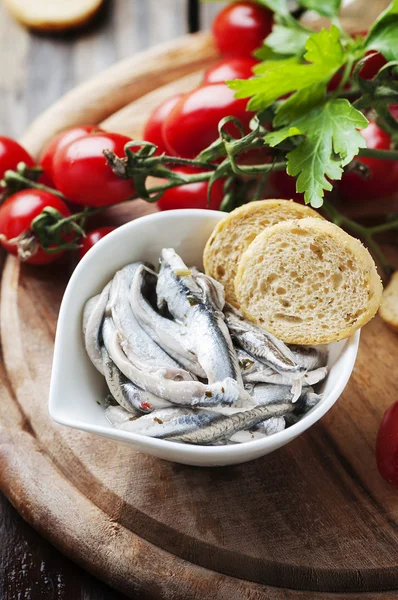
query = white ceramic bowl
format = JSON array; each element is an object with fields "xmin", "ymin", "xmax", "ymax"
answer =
[{"xmin": 49, "ymin": 209, "xmax": 359, "ymax": 467}]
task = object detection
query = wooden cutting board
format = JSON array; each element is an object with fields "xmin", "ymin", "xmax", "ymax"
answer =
[{"xmin": 1, "ymin": 31, "xmax": 398, "ymax": 600}]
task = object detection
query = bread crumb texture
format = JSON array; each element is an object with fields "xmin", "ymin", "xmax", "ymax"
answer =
[
  {"xmin": 379, "ymin": 271, "xmax": 398, "ymax": 333},
  {"xmin": 203, "ymin": 199, "xmax": 322, "ymax": 307},
  {"xmin": 235, "ymin": 217, "xmax": 383, "ymax": 345}
]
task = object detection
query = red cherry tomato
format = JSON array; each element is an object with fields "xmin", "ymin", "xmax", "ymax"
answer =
[
  {"xmin": 143, "ymin": 95, "xmax": 183, "ymax": 155},
  {"xmin": 40, "ymin": 125, "xmax": 104, "ymax": 182},
  {"xmin": 268, "ymin": 170, "xmax": 304, "ymax": 203},
  {"xmin": 359, "ymin": 50, "xmax": 387, "ymax": 80},
  {"xmin": 157, "ymin": 167, "xmax": 224, "ymax": 211},
  {"xmin": 339, "ymin": 121, "xmax": 398, "ymax": 201},
  {"xmin": 79, "ymin": 226, "xmax": 115, "ymax": 260},
  {"xmin": 0, "ymin": 189, "xmax": 70, "ymax": 265},
  {"xmin": 389, "ymin": 104, "xmax": 398, "ymax": 120},
  {"xmin": 0, "ymin": 137, "xmax": 35, "ymax": 188},
  {"xmin": 203, "ymin": 57, "xmax": 258, "ymax": 84},
  {"xmin": 212, "ymin": 1, "xmax": 273, "ymax": 57},
  {"xmin": 376, "ymin": 401, "xmax": 398, "ymax": 486},
  {"xmin": 163, "ymin": 83, "xmax": 253, "ymax": 158},
  {"xmin": 53, "ymin": 133, "xmax": 136, "ymax": 207}
]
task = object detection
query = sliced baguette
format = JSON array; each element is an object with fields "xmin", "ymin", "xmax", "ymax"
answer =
[
  {"xmin": 4, "ymin": 0, "xmax": 103, "ymax": 32},
  {"xmin": 203, "ymin": 199, "xmax": 322, "ymax": 307},
  {"xmin": 235, "ymin": 217, "xmax": 383, "ymax": 345},
  {"xmin": 379, "ymin": 271, "xmax": 398, "ymax": 332}
]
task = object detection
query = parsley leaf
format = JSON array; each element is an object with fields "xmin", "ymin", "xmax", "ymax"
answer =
[
  {"xmin": 264, "ymin": 23, "xmax": 311, "ymax": 56},
  {"xmin": 365, "ymin": 0, "xmax": 398, "ymax": 61},
  {"xmin": 255, "ymin": 0, "xmax": 289, "ymax": 15},
  {"xmin": 229, "ymin": 26, "xmax": 345, "ymax": 111},
  {"xmin": 298, "ymin": 0, "xmax": 342, "ymax": 18},
  {"xmin": 274, "ymin": 82, "xmax": 326, "ymax": 126},
  {"xmin": 265, "ymin": 100, "xmax": 368, "ymax": 207}
]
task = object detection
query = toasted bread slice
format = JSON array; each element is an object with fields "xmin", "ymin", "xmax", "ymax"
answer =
[
  {"xmin": 235, "ymin": 217, "xmax": 383, "ymax": 345},
  {"xmin": 4, "ymin": 0, "xmax": 103, "ymax": 32},
  {"xmin": 379, "ymin": 271, "xmax": 398, "ymax": 332},
  {"xmin": 203, "ymin": 199, "xmax": 322, "ymax": 307}
]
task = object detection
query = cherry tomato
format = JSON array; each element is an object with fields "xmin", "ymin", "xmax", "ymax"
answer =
[
  {"xmin": 40, "ymin": 125, "xmax": 104, "ymax": 182},
  {"xmin": 143, "ymin": 95, "xmax": 183, "ymax": 155},
  {"xmin": 212, "ymin": 1, "xmax": 273, "ymax": 57},
  {"xmin": 0, "ymin": 137, "xmax": 35, "ymax": 188},
  {"xmin": 359, "ymin": 50, "xmax": 387, "ymax": 80},
  {"xmin": 163, "ymin": 83, "xmax": 253, "ymax": 158},
  {"xmin": 157, "ymin": 167, "xmax": 224, "ymax": 211},
  {"xmin": 268, "ymin": 170, "xmax": 304, "ymax": 203},
  {"xmin": 203, "ymin": 57, "xmax": 258, "ymax": 84},
  {"xmin": 79, "ymin": 226, "xmax": 115, "ymax": 259},
  {"xmin": 0, "ymin": 189, "xmax": 70, "ymax": 265},
  {"xmin": 376, "ymin": 401, "xmax": 398, "ymax": 486},
  {"xmin": 53, "ymin": 133, "xmax": 136, "ymax": 207},
  {"xmin": 389, "ymin": 104, "xmax": 398, "ymax": 120},
  {"xmin": 339, "ymin": 121, "xmax": 398, "ymax": 201}
]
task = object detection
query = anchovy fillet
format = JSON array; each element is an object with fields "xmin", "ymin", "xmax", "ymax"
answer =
[
  {"xmin": 288, "ymin": 345, "xmax": 328, "ymax": 371},
  {"xmin": 225, "ymin": 304, "xmax": 305, "ymax": 380},
  {"xmin": 157, "ymin": 249, "xmax": 242, "ymax": 385},
  {"xmin": 171, "ymin": 403, "xmax": 294, "ymax": 444},
  {"xmin": 102, "ymin": 316, "xmax": 250, "ymax": 408},
  {"xmin": 130, "ymin": 265, "xmax": 206, "ymax": 377},
  {"xmin": 109, "ymin": 264, "xmax": 193, "ymax": 381},
  {"xmin": 244, "ymin": 366, "xmax": 328, "ymax": 387},
  {"xmin": 84, "ymin": 282, "xmax": 111, "ymax": 374}
]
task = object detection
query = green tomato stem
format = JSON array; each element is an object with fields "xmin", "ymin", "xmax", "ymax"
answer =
[
  {"xmin": 3, "ymin": 171, "xmax": 70, "ymax": 202},
  {"xmin": 358, "ymin": 147, "xmax": 398, "ymax": 160}
]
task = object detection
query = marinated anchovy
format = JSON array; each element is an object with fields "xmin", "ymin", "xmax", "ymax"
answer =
[
  {"xmin": 83, "ymin": 294, "xmax": 100, "ymax": 336},
  {"xmin": 102, "ymin": 316, "xmax": 249, "ymax": 407},
  {"xmin": 130, "ymin": 265, "xmax": 206, "ymax": 377},
  {"xmin": 157, "ymin": 249, "xmax": 242, "ymax": 385},
  {"xmin": 244, "ymin": 366, "xmax": 328, "ymax": 387},
  {"xmin": 84, "ymin": 282, "xmax": 111, "ymax": 375},
  {"xmin": 191, "ymin": 267, "xmax": 225, "ymax": 311},
  {"xmin": 245, "ymin": 383, "xmax": 296, "ymax": 406},
  {"xmin": 109, "ymin": 264, "xmax": 193, "ymax": 381},
  {"xmin": 225, "ymin": 304, "xmax": 305, "ymax": 379},
  {"xmin": 288, "ymin": 345, "xmax": 328, "ymax": 371},
  {"xmin": 254, "ymin": 417, "xmax": 286, "ymax": 435},
  {"xmin": 171, "ymin": 403, "xmax": 294, "ymax": 444}
]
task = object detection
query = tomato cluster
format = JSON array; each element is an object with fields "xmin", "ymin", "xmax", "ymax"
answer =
[
  {"xmin": 0, "ymin": 3, "xmax": 396, "ymax": 264},
  {"xmin": 0, "ymin": 129, "xmax": 134, "ymax": 264}
]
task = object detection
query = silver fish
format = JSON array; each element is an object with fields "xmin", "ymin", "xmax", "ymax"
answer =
[
  {"xmin": 84, "ymin": 282, "xmax": 111, "ymax": 375},
  {"xmin": 156, "ymin": 249, "xmax": 242, "ymax": 385},
  {"xmin": 244, "ymin": 366, "xmax": 328, "ymax": 387},
  {"xmin": 171, "ymin": 403, "xmax": 294, "ymax": 444},
  {"xmin": 245, "ymin": 383, "xmax": 296, "ymax": 406},
  {"xmin": 101, "ymin": 347, "xmax": 141, "ymax": 414},
  {"xmin": 225, "ymin": 304, "xmax": 305, "ymax": 379},
  {"xmin": 102, "ymin": 316, "xmax": 250, "ymax": 408},
  {"xmin": 106, "ymin": 406, "xmax": 226, "ymax": 440},
  {"xmin": 288, "ymin": 345, "xmax": 328, "ymax": 371},
  {"xmin": 109, "ymin": 264, "xmax": 193, "ymax": 382},
  {"xmin": 254, "ymin": 416, "xmax": 286, "ymax": 435},
  {"xmin": 83, "ymin": 294, "xmax": 100, "ymax": 336},
  {"xmin": 130, "ymin": 265, "xmax": 206, "ymax": 378},
  {"xmin": 236, "ymin": 348, "xmax": 258, "ymax": 374},
  {"xmin": 191, "ymin": 267, "xmax": 225, "ymax": 311}
]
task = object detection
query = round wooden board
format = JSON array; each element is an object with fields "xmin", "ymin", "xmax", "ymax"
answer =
[{"xmin": 1, "ymin": 31, "xmax": 398, "ymax": 600}]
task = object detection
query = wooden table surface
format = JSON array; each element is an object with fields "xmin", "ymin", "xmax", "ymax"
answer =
[{"xmin": 0, "ymin": 1, "xmax": 222, "ymax": 598}]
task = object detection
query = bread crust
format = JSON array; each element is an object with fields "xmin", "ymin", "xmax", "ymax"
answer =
[
  {"xmin": 4, "ymin": 0, "xmax": 103, "ymax": 31},
  {"xmin": 235, "ymin": 217, "xmax": 383, "ymax": 345},
  {"xmin": 379, "ymin": 271, "xmax": 398, "ymax": 333},
  {"xmin": 203, "ymin": 199, "xmax": 322, "ymax": 307}
]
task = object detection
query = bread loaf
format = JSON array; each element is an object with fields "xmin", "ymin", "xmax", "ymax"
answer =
[
  {"xmin": 203, "ymin": 199, "xmax": 322, "ymax": 307},
  {"xmin": 234, "ymin": 217, "xmax": 383, "ymax": 344}
]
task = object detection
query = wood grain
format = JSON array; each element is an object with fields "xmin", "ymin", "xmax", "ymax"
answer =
[{"xmin": 1, "ymin": 7, "xmax": 398, "ymax": 600}]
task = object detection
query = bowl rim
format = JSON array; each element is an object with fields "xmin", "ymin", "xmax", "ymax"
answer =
[{"xmin": 49, "ymin": 208, "xmax": 360, "ymax": 459}]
